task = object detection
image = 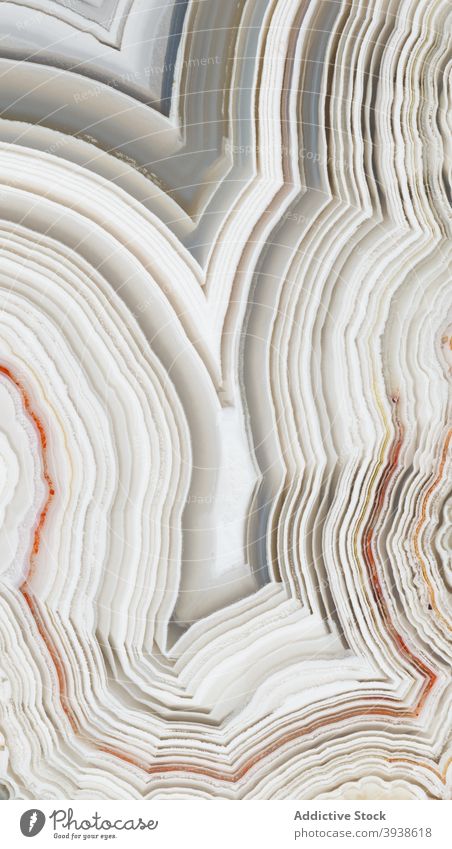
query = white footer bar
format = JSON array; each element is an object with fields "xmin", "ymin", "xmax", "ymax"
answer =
[{"xmin": 2, "ymin": 799, "xmax": 450, "ymax": 849}]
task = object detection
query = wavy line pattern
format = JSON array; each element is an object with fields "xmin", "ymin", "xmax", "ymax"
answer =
[{"xmin": 0, "ymin": 0, "xmax": 450, "ymax": 800}]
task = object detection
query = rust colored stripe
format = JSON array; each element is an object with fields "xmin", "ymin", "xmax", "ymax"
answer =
[
  {"xmin": 0, "ymin": 365, "xmax": 55, "ymax": 583},
  {"xmin": 4, "ymin": 366, "xmax": 443, "ymax": 783},
  {"xmin": 1, "ymin": 366, "xmax": 77, "ymax": 732}
]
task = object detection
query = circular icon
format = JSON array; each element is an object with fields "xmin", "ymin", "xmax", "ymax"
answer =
[{"xmin": 20, "ymin": 810, "xmax": 46, "ymax": 837}]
